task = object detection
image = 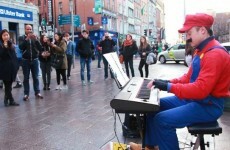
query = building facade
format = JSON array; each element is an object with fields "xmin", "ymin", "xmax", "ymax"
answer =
[{"xmin": 0, "ymin": 0, "xmax": 39, "ymax": 43}]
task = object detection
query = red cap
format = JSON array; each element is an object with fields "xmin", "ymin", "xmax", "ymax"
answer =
[{"xmin": 178, "ymin": 13, "xmax": 214, "ymax": 33}]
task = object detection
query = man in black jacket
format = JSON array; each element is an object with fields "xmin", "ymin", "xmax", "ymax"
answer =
[
  {"xmin": 99, "ymin": 32, "xmax": 116, "ymax": 79},
  {"xmin": 77, "ymin": 30, "xmax": 95, "ymax": 86},
  {"xmin": 19, "ymin": 24, "xmax": 43, "ymax": 101}
]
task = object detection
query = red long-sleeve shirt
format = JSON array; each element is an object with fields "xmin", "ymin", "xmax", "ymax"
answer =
[{"xmin": 169, "ymin": 39, "xmax": 230, "ymax": 100}]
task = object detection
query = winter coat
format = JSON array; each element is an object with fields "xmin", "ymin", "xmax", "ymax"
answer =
[
  {"xmin": 39, "ymin": 43, "xmax": 51, "ymax": 62},
  {"xmin": 0, "ymin": 42, "xmax": 18, "ymax": 81},
  {"xmin": 18, "ymin": 35, "xmax": 42, "ymax": 60},
  {"xmin": 77, "ymin": 38, "xmax": 95, "ymax": 58},
  {"xmin": 99, "ymin": 38, "xmax": 116, "ymax": 54},
  {"xmin": 138, "ymin": 44, "xmax": 151, "ymax": 60},
  {"xmin": 120, "ymin": 40, "xmax": 138, "ymax": 60},
  {"xmin": 51, "ymin": 39, "xmax": 67, "ymax": 69}
]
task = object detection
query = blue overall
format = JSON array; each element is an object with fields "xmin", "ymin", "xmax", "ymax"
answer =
[{"xmin": 144, "ymin": 47, "xmax": 225, "ymax": 150}]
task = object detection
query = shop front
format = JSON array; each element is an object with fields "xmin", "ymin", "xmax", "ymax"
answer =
[{"xmin": 0, "ymin": 3, "xmax": 38, "ymax": 43}]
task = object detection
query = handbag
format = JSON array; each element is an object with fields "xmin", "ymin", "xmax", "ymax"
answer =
[
  {"xmin": 146, "ymin": 53, "xmax": 157, "ymax": 65},
  {"xmin": 51, "ymin": 53, "xmax": 65, "ymax": 69},
  {"xmin": 119, "ymin": 54, "xmax": 124, "ymax": 64}
]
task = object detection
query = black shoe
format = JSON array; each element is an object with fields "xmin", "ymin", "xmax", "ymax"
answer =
[
  {"xmin": 9, "ymin": 101, "xmax": 19, "ymax": 106},
  {"xmin": 4, "ymin": 97, "xmax": 9, "ymax": 107},
  {"xmin": 43, "ymin": 86, "xmax": 47, "ymax": 90},
  {"xmin": 35, "ymin": 93, "xmax": 43, "ymax": 99},
  {"xmin": 13, "ymin": 82, "xmax": 22, "ymax": 88},
  {"xmin": 23, "ymin": 95, "xmax": 29, "ymax": 101}
]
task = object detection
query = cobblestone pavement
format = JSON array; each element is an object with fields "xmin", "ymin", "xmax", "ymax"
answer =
[{"xmin": 0, "ymin": 58, "xmax": 229, "ymax": 150}]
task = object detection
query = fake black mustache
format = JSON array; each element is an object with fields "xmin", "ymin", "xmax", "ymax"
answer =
[{"xmin": 186, "ymin": 38, "xmax": 192, "ymax": 43}]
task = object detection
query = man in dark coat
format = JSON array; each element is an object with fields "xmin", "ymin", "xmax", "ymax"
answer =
[
  {"xmin": 99, "ymin": 31, "xmax": 116, "ymax": 79},
  {"xmin": 19, "ymin": 24, "xmax": 43, "ymax": 101},
  {"xmin": 77, "ymin": 30, "xmax": 95, "ymax": 86}
]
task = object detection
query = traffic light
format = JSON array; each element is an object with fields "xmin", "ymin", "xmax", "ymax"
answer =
[
  {"xmin": 149, "ymin": 29, "xmax": 152, "ymax": 36},
  {"xmin": 144, "ymin": 29, "xmax": 147, "ymax": 36}
]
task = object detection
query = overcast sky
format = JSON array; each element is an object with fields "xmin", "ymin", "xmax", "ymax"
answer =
[{"xmin": 164, "ymin": 0, "xmax": 230, "ymax": 44}]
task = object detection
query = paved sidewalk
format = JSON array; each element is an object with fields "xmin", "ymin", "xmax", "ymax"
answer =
[{"xmin": 0, "ymin": 58, "xmax": 229, "ymax": 150}]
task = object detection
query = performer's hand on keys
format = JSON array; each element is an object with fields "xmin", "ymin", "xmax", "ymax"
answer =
[{"xmin": 147, "ymin": 80, "xmax": 154, "ymax": 89}]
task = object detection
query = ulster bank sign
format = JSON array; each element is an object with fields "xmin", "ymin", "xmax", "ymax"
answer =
[{"xmin": 0, "ymin": 6, "xmax": 33, "ymax": 21}]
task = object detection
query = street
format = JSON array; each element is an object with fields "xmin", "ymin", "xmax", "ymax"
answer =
[{"xmin": 0, "ymin": 58, "xmax": 229, "ymax": 150}]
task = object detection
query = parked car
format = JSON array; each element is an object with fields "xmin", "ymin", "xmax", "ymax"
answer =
[
  {"xmin": 157, "ymin": 43, "xmax": 186, "ymax": 64},
  {"xmin": 221, "ymin": 42, "xmax": 230, "ymax": 53}
]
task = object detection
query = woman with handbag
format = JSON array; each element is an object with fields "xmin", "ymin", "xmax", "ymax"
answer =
[
  {"xmin": 119, "ymin": 34, "xmax": 138, "ymax": 78},
  {"xmin": 0, "ymin": 29, "xmax": 19, "ymax": 106},
  {"xmin": 39, "ymin": 35, "xmax": 52, "ymax": 90},
  {"xmin": 50, "ymin": 33, "xmax": 67, "ymax": 90},
  {"xmin": 138, "ymin": 36, "xmax": 151, "ymax": 78}
]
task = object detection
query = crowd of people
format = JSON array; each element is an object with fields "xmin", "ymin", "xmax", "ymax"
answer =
[{"xmin": 0, "ymin": 26, "xmax": 160, "ymax": 107}]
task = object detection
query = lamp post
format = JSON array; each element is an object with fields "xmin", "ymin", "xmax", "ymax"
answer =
[
  {"xmin": 70, "ymin": 0, "xmax": 75, "ymax": 68},
  {"xmin": 122, "ymin": 0, "xmax": 125, "ymax": 41}
]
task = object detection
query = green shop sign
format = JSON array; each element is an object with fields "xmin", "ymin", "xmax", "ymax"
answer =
[{"xmin": 94, "ymin": 0, "xmax": 102, "ymax": 14}]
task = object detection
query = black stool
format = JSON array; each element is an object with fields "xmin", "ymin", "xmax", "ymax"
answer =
[{"xmin": 188, "ymin": 121, "xmax": 222, "ymax": 150}]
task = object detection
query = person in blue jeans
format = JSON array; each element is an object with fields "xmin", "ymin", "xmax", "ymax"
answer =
[
  {"xmin": 13, "ymin": 44, "xmax": 23, "ymax": 88},
  {"xmin": 18, "ymin": 24, "xmax": 43, "ymax": 101},
  {"xmin": 130, "ymin": 13, "xmax": 230, "ymax": 150},
  {"xmin": 96, "ymin": 41, "xmax": 102, "ymax": 68},
  {"xmin": 77, "ymin": 30, "xmax": 94, "ymax": 86},
  {"xmin": 64, "ymin": 32, "xmax": 75, "ymax": 80}
]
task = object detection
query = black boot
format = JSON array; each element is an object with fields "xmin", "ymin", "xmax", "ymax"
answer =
[
  {"xmin": 9, "ymin": 98, "xmax": 19, "ymax": 106},
  {"xmin": 4, "ymin": 96, "xmax": 9, "ymax": 107},
  {"xmin": 43, "ymin": 83, "xmax": 47, "ymax": 90},
  {"xmin": 47, "ymin": 83, "xmax": 50, "ymax": 90}
]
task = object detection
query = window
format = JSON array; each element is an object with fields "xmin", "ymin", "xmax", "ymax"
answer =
[
  {"xmin": 128, "ymin": 24, "xmax": 135, "ymax": 33},
  {"xmin": 128, "ymin": 7, "xmax": 133, "ymax": 17},
  {"xmin": 59, "ymin": 2, "xmax": 63, "ymax": 14},
  {"xmin": 44, "ymin": 0, "xmax": 46, "ymax": 6},
  {"xmin": 38, "ymin": 0, "xmax": 41, "ymax": 6},
  {"xmin": 178, "ymin": 44, "xmax": 185, "ymax": 49}
]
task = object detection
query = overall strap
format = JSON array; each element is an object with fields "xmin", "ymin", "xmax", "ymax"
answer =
[{"xmin": 207, "ymin": 45, "xmax": 229, "ymax": 54}]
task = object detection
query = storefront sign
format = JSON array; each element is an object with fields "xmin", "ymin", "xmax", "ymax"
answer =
[
  {"xmin": 0, "ymin": 6, "xmax": 33, "ymax": 21},
  {"xmin": 94, "ymin": 0, "xmax": 102, "ymax": 14},
  {"xmin": 47, "ymin": 0, "xmax": 53, "ymax": 22}
]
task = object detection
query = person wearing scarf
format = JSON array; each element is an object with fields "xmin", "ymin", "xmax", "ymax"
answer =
[{"xmin": 119, "ymin": 34, "xmax": 138, "ymax": 77}]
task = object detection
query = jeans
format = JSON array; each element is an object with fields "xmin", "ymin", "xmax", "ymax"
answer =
[
  {"xmin": 138, "ymin": 59, "xmax": 149, "ymax": 78},
  {"xmin": 124, "ymin": 58, "xmax": 135, "ymax": 77},
  {"xmin": 102, "ymin": 56, "xmax": 113, "ymax": 78},
  {"xmin": 145, "ymin": 96, "xmax": 223, "ymax": 150},
  {"xmin": 67, "ymin": 54, "xmax": 73, "ymax": 77},
  {"xmin": 97, "ymin": 52, "xmax": 102, "ymax": 68},
  {"xmin": 40, "ymin": 61, "xmax": 51, "ymax": 86},
  {"xmin": 22, "ymin": 59, "xmax": 40, "ymax": 95},
  {"xmin": 80, "ymin": 57, "xmax": 92, "ymax": 81}
]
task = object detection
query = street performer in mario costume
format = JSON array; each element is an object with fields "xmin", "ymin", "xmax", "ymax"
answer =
[{"xmin": 130, "ymin": 13, "xmax": 230, "ymax": 150}]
